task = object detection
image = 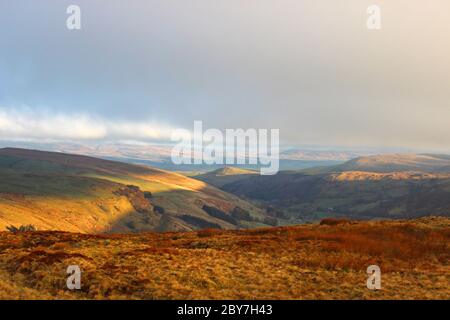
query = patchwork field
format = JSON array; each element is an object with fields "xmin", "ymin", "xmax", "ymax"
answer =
[{"xmin": 0, "ymin": 217, "xmax": 448, "ymax": 300}]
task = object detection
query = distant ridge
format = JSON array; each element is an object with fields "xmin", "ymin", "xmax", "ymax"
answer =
[
  {"xmin": 328, "ymin": 153, "xmax": 450, "ymax": 173},
  {"xmin": 210, "ymin": 166, "xmax": 257, "ymax": 176}
]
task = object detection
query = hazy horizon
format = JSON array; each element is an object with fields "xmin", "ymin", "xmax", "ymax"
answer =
[{"xmin": 1, "ymin": 1, "xmax": 449, "ymax": 152}]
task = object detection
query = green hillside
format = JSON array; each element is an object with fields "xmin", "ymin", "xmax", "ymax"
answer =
[{"xmin": 0, "ymin": 148, "xmax": 267, "ymax": 233}]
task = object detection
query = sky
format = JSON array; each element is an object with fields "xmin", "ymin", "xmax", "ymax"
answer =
[{"xmin": 0, "ymin": 0, "xmax": 449, "ymax": 152}]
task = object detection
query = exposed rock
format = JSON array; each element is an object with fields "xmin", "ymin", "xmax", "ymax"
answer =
[{"xmin": 114, "ymin": 185, "xmax": 153, "ymax": 214}]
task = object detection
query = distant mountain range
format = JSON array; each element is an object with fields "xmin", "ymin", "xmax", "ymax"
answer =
[{"xmin": 0, "ymin": 141, "xmax": 375, "ymax": 171}]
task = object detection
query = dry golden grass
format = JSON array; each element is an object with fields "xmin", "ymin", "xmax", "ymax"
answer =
[{"xmin": 0, "ymin": 217, "xmax": 448, "ymax": 300}]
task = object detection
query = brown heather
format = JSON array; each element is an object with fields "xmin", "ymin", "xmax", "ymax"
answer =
[{"xmin": 0, "ymin": 217, "xmax": 449, "ymax": 299}]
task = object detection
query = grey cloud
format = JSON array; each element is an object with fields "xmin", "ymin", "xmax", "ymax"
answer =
[{"xmin": 0, "ymin": 0, "xmax": 449, "ymax": 151}]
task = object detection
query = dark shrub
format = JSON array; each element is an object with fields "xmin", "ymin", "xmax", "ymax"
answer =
[
  {"xmin": 6, "ymin": 225, "xmax": 37, "ymax": 232},
  {"xmin": 143, "ymin": 191, "xmax": 153, "ymax": 199},
  {"xmin": 179, "ymin": 215, "xmax": 222, "ymax": 229},
  {"xmin": 125, "ymin": 221, "xmax": 137, "ymax": 230},
  {"xmin": 231, "ymin": 207, "xmax": 254, "ymax": 221},
  {"xmin": 153, "ymin": 205, "xmax": 165, "ymax": 214},
  {"xmin": 202, "ymin": 205, "xmax": 237, "ymax": 225},
  {"xmin": 126, "ymin": 185, "xmax": 141, "ymax": 192},
  {"xmin": 266, "ymin": 206, "xmax": 287, "ymax": 219},
  {"xmin": 263, "ymin": 217, "xmax": 278, "ymax": 226}
]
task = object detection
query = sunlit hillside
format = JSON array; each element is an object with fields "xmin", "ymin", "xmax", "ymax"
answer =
[
  {"xmin": 194, "ymin": 166, "xmax": 258, "ymax": 188},
  {"xmin": 327, "ymin": 154, "xmax": 450, "ymax": 174},
  {"xmin": 0, "ymin": 148, "xmax": 267, "ymax": 233}
]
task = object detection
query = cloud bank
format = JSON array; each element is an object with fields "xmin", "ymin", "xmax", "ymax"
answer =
[
  {"xmin": 0, "ymin": 1, "xmax": 449, "ymax": 152},
  {"xmin": 0, "ymin": 108, "xmax": 178, "ymax": 142}
]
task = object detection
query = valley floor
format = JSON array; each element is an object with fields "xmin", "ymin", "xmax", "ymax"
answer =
[{"xmin": 0, "ymin": 217, "xmax": 449, "ymax": 300}]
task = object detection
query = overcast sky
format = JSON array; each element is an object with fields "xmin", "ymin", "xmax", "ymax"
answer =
[{"xmin": 0, "ymin": 0, "xmax": 449, "ymax": 152}]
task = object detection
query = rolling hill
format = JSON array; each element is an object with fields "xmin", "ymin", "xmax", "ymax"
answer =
[
  {"xmin": 194, "ymin": 167, "xmax": 258, "ymax": 188},
  {"xmin": 0, "ymin": 148, "xmax": 268, "ymax": 233},
  {"xmin": 326, "ymin": 153, "xmax": 450, "ymax": 173},
  {"xmin": 195, "ymin": 154, "xmax": 450, "ymax": 222}
]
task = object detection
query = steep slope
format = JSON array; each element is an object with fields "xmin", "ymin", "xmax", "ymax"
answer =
[{"xmin": 0, "ymin": 148, "xmax": 267, "ymax": 233}]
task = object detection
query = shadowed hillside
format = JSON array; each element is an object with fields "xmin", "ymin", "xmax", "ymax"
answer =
[
  {"xmin": 195, "ymin": 154, "xmax": 450, "ymax": 222},
  {"xmin": 0, "ymin": 148, "xmax": 268, "ymax": 233}
]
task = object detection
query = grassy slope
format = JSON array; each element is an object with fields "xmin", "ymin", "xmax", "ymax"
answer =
[
  {"xmin": 198, "ymin": 154, "xmax": 450, "ymax": 221},
  {"xmin": 221, "ymin": 171, "xmax": 450, "ymax": 220},
  {"xmin": 194, "ymin": 167, "xmax": 258, "ymax": 188},
  {"xmin": 0, "ymin": 148, "xmax": 266, "ymax": 233},
  {"xmin": 0, "ymin": 217, "xmax": 448, "ymax": 299}
]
